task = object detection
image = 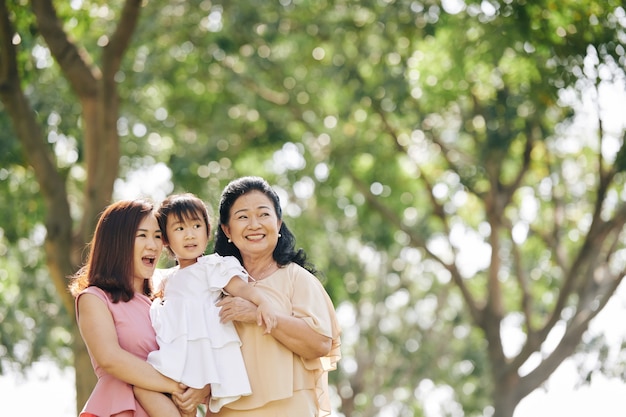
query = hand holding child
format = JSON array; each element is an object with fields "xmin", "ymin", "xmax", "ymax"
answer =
[{"xmin": 256, "ymin": 302, "xmax": 277, "ymax": 334}]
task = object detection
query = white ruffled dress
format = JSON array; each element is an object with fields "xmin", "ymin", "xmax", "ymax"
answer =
[{"xmin": 147, "ymin": 254, "xmax": 252, "ymax": 412}]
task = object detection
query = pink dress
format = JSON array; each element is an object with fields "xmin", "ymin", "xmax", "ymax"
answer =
[
  {"xmin": 148, "ymin": 254, "xmax": 252, "ymax": 412},
  {"xmin": 76, "ymin": 286, "xmax": 157, "ymax": 417}
]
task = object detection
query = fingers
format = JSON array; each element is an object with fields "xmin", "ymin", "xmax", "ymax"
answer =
[
  {"xmin": 260, "ymin": 313, "xmax": 277, "ymax": 334},
  {"xmin": 215, "ymin": 295, "xmax": 231, "ymax": 307}
]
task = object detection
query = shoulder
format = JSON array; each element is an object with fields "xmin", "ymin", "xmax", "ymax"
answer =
[
  {"xmin": 155, "ymin": 266, "xmax": 178, "ymax": 278},
  {"xmin": 196, "ymin": 255, "xmax": 245, "ymax": 277},
  {"xmin": 283, "ymin": 263, "xmax": 323, "ymax": 288},
  {"xmin": 77, "ymin": 286, "xmax": 108, "ymax": 303},
  {"xmin": 285, "ymin": 262, "xmax": 315, "ymax": 278},
  {"xmin": 75, "ymin": 287, "xmax": 110, "ymax": 320},
  {"xmin": 154, "ymin": 266, "xmax": 178, "ymax": 286},
  {"xmin": 202, "ymin": 253, "xmax": 243, "ymax": 268},
  {"xmin": 197, "ymin": 253, "xmax": 228, "ymax": 264}
]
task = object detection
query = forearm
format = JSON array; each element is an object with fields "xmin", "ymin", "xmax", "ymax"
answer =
[
  {"xmin": 217, "ymin": 295, "xmax": 330, "ymax": 358},
  {"xmin": 270, "ymin": 312, "xmax": 332, "ymax": 359},
  {"xmin": 99, "ymin": 349, "xmax": 179, "ymax": 393},
  {"xmin": 134, "ymin": 387, "xmax": 182, "ymax": 417},
  {"xmin": 226, "ymin": 279, "xmax": 268, "ymax": 307}
]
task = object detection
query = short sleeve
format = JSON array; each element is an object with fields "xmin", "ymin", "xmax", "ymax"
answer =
[
  {"xmin": 289, "ymin": 265, "xmax": 341, "ymax": 416},
  {"xmin": 197, "ymin": 254, "xmax": 249, "ymax": 291}
]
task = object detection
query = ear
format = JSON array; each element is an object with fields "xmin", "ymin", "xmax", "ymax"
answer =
[{"xmin": 221, "ymin": 224, "xmax": 231, "ymax": 240}]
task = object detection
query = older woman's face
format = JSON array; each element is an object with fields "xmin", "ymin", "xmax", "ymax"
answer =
[{"xmin": 222, "ymin": 190, "xmax": 282, "ymax": 258}]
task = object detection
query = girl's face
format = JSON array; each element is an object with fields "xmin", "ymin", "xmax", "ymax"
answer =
[
  {"xmin": 221, "ymin": 190, "xmax": 282, "ymax": 261},
  {"xmin": 133, "ymin": 214, "xmax": 163, "ymax": 285},
  {"xmin": 166, "ymin": 210, "xmax": 209, "ymax": 269}
]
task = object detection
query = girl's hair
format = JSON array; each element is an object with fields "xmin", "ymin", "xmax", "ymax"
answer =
[
  {"xmin": 214, "ymin": 176, "xmax": 316, "ymax": 275},
  {"xmin": 156, "ymin": 193, "xmax": 211, "ymax": 258},
  {"xmin": 68, "ymin": 199, "xmax": 156, "ymax": 302}
]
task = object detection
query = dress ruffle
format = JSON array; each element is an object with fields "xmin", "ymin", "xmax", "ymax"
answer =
[
  {"xmin": 80, "ymin": 374, "xmax": 146, "ymax": 417},
  {"xmin": 148, "ymin": 254, "xmax": 252, "ymax": 411}
]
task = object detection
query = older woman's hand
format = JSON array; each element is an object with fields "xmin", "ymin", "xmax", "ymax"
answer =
[{"xmin": 216, "ymin": 295, "xmax": 258, "ymax": 324}]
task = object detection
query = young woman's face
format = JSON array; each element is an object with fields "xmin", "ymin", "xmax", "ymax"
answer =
[
  {"xmin": 221, "ymin": 190, "xmax": 282, "ymax": 259},
  {"xmin": 165, "ymin": 210, "xmax": 209, "ymax": 268},
  {"xmin": 133, "ymin": 213, "xmax": 163, "ymax": 282}
]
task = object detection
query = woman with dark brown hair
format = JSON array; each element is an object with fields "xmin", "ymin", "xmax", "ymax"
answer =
[{"xmin": 69, "ymin": 199, "xmax": 206, "ymax": 417}]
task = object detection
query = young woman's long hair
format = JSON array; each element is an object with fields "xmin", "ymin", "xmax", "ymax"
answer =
[{"xmin": 69, "ymin": 199, "xmax": 156, "ymax": 302}]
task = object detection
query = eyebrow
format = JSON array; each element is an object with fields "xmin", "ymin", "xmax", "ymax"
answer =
[
  {"xmin": 234, "ymin": 205, "xmax": 272, "ymax": 215},
  {"xmin": 173, "ymin": 215, "xmax": 202, "ymax": 223}
]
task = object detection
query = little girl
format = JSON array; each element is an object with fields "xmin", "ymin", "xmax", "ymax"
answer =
[{"xmin": 134, "ymin": 193, "xmax": 277, "ymax": 415}]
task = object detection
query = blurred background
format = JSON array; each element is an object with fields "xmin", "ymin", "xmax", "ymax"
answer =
[{"xmin": 1, "ymin": 1, "xmax": 626, "ymax": 416}]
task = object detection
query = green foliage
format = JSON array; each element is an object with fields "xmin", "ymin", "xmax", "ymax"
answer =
[
  {"xmin": 0, "ymin": 169, "xmax": 72, "ymax": 372},
  {"xmin": 3, "ymin": 0, "xmax": 626, "ymax": 416}
]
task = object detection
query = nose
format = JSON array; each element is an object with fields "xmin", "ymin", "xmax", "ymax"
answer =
[
  {"xmin": 147, "ymin": 235, "xmax": 161, "ymax": 250},
  {"xmin": 248, "ymin": 215, "xmax": 260, "ymax": 228}
]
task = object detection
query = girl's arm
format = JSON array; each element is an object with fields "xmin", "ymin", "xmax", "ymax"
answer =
[
  {"xmin": 77, "ymin": 293, "xmax": 182, "ymax": 393},
  {"xmin": 224, "ymin": 277, "xmax": 277, "ymax": 333}
]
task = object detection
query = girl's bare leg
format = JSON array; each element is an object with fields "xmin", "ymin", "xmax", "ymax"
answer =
[{"xmin": 134, "ymin": 386, "xmax": 185, "ymax": 417}]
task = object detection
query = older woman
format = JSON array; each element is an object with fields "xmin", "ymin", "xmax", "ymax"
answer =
[{"xmin": 213, "ymin": 176, "xmax": 341, "ymax": 417}]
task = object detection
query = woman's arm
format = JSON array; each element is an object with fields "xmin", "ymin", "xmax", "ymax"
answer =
[
  {"xmin": 216, "ymin": 295, "xmax": 331, "ymax": 359},
  {"xmin": 77, "ymin": 293, "xmax": 182, "ymax": 393},
  {"xmin": 172, "ymin": 383, "xmax": 211, "ymax": 412}
]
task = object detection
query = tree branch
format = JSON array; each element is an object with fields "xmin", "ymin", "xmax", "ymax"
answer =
[
  {"xmin": 347, "ymin": 168, "xmax": 485, "ymax": 325},
  {"xmin": 30, "ymin": 0, "xmax": 98, "ymax": 97}
]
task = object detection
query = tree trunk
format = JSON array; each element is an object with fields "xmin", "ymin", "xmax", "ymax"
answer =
[
  {"xmin": 492, "ymin": 396, "xmax": 517, "ymax": 417},
  {"xmin": 0, "ymin": 0, "xmax": 144, "ymax": 410}
]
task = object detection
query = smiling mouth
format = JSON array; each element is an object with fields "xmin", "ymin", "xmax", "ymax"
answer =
[{"xmin": 142, "ymin": 256, "xmax": 156, "ymax": 266}]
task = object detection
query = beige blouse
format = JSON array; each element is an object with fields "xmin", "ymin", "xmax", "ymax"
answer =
[{"xmin": 222, "ymin": 262, "xmax": 341, "ymax": 416}]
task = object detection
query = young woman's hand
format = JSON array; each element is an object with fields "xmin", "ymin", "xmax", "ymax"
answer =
[{"xmin": 172, "ymin": 383, "xmax": 210, "ymax": 414}]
